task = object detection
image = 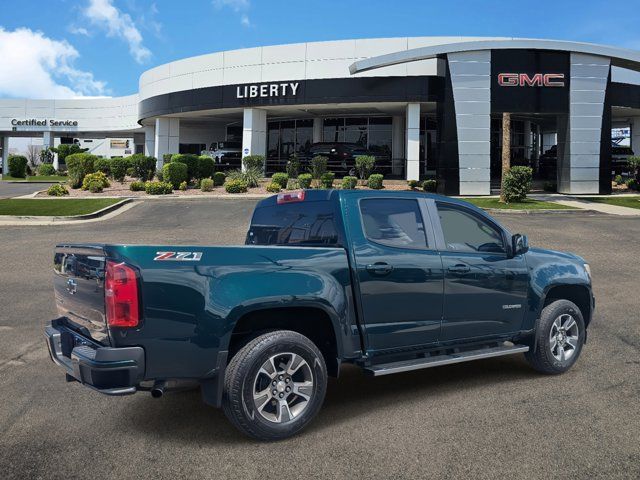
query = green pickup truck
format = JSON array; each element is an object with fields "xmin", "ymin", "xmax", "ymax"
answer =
[{"xmin": 45, "ymin": 190, "xmax": 594, "ymax": 440}]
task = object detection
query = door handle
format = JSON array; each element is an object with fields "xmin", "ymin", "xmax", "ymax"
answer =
[
  {"xmin": 448, "ymin": 264, "xmax": 470, "ymax": 274},
  {"xmin": 366, "ymin": 262, "xmax": 394, "ymax": 275}
]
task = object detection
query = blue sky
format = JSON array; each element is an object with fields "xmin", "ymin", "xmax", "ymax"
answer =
[{"xmin": 1, "ymin": 0, "xmax": 639, "ymax": 98}]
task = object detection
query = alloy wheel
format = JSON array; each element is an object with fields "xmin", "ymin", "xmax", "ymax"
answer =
[{"xmin": 549, "ymin": 313, "xmax": 580, "ymax": 362}]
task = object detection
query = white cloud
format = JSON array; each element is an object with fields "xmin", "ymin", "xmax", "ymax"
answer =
[
  {"xmin": 83, "ymin": 0, "xmax": 151, "ymax": 63},
  {"xmin": 213, "ymin": 0, "xmax": 252, "ymax": 27},
  {"xmin": 68, "ymin": 26, "xmax": 90, "ymax": 36},
  {"xmin": 0, "ymin": 27, "xmax": 108, "ymax": 99}
]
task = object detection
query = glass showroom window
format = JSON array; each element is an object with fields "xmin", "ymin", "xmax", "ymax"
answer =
[{"xmin": 266, "ymin": 119, "xmax": 314, "ymax": 173}]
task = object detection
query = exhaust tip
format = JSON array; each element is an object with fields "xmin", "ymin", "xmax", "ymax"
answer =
[{"xmin": 151, "ymin": 380, "xmax": 166, "ymax": 398}]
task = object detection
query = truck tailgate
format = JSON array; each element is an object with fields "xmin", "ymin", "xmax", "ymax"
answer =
[{"xmin": 53, "ymin": 244, "xmax": 109, "ymax": 345}]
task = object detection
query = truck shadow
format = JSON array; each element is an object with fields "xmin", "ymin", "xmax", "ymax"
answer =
[{"xmin": 117, "ymin": 355, "xmax": 538, "ymax": 444}]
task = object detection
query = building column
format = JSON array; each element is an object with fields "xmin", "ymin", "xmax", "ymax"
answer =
[
  {"xmin": 559, "ymin": 53, "xmax": 610, "ymax": 194},
  {"xmin": 312, "ymin": 117, "xmax": 323, "ymax": 143},
  {"xmin": 1, "ymin": 137, "xmax": 9, "ymax": 176},
  {"xmin": 523, "ymin": 120, "xmax": 532, "ymax": 160},
  {"xmin": 154, "ymin": 118, "xmax": 180, "ymax": 170},
  {"xmin": 632, "ymin": 117, "xmax": 640, "ymax": 159},
  {"xmin": 43, "ymin": 132, "xmax": 56, "ymax": 170},
  {"xmin": 392, "ymin": 115, "xmax": 405, "ymax": 176},
  {"xmin": 143, "ymin": 125, "xmax": 155, "ymax": 157},
  {"xmin": 406, "ymin": 103, "xmax": 420, "ymax": 180},
  {"xmin": 242, "ymin": 108, "xmax": 267, "ymax": 170}
]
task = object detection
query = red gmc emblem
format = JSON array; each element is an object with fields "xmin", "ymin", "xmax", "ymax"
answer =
[{"xmin": 498, "ymin": 73, "xmax": 565, "ymax": 87}]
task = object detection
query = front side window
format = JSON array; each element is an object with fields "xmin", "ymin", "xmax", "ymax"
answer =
[
  {"xmin": 360, "ymin": 198, "xmax": 427, "ymax": 249},
  {"xmin": 436, "ymin": 203, "xmax": 505, "ymax": 254}
]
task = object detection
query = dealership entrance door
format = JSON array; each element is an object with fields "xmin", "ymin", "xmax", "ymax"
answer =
[{"xmin": 490, "ymin": 114, "xmax": 562, "ymax": 192}]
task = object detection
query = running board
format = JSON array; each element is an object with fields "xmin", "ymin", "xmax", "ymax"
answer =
[{"xmin": 364, "ymin": 344, "xmax": 529, "ymax": 376}]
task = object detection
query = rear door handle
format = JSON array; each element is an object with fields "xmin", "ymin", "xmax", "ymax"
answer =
[
  {"xmin": 448, "ymin": 264, "xmax": 470, "ymax": 274},
  {"xmin": 366, "ymin": 262, "xmax": 394, "ymax": 275}
]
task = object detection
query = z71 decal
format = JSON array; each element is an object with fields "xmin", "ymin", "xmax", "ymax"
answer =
[{"xmin": 154, "ymin": 251, "xmax": 203, "ymax": 261}]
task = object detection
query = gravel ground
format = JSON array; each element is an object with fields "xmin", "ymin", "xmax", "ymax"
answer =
[{"xmin": 0, "ymin": 199, "xmax": 638, "ymax": 480}]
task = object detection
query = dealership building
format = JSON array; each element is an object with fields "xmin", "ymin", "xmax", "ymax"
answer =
[{"xmin": 2, "ymin": 36, "xmax": 640, "ymax": 195}]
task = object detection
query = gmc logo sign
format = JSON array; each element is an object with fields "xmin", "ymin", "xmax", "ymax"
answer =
[{"xmin": 498, "ymin": 73, "xmax": 565, "ymax": 87}]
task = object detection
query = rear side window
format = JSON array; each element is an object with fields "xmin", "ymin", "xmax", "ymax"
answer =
[
  {"xmin": 359, "ymin": 198, "xmax": 428, "ymax": 249},
  {"xmin": 247, "ymin": 202, "xmax": 341, "ymax": 246}
]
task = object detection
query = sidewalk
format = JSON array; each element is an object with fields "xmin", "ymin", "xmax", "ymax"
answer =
[{"xmin": 531, "ymin": 194, "xmax": 640, "ymax": 216}]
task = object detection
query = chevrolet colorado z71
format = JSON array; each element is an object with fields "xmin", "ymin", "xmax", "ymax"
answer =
[{"xmin": 45, "ymin": 190, "xmax": 594, "ymax": 440}]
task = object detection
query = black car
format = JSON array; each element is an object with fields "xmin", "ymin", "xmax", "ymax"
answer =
[{"xmin": 302, "ymin": 142, "xmax": 373, "ymax": 175}]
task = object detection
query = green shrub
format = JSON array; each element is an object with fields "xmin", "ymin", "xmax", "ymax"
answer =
[
  {"xmin": 286, "ymin": 154, "xmax": 300, "ymax": 178},
  {"xmin": 162, "ymin": 153, "xmax": 173, "ymax": 164},
  {"xmin": 7, "ymin": 155, "xmax": 28, "ymax": 178},
  {"xmin": 320, "ymin": 172, "xmax": 335, "ymax": 189},
  {"xmin": 170, "ymin": 154, "xmax": 199, "ymax": 180},
  {"xmin": 200, "ymin": 178, "xmax": 214, "ymax": 192},
  {"xmin": 355, "ymin": 155, "xmax": 376, "ymax": 180},
  {"xmin": 213, "ymin": 171, "xmax": 226, "ymax": 186},
  {"xmin": 53, "ymin": 144, "xmax": 88, "ymax": 166},
  {"xmin": 286, "ymin": 178, "xmax": 299, "ymax": 190},
  {"xmin": 198, "ymin": 155, "xmax": 215, "ymax": 179},
  {"xmin": 502, "ymin": 166, "xmax": 533, "ymax": 203},
  {"xmin": 39, "ymin": 148, "xmax": 54, "ymax": 165},
  {"xmin": 341, "ymin": 176, "xmax": 358, "ymax": 190},
  {"xmin": 626, "ymin": 178, "xmax": 639, "ymax": 190},
  {"xmin": 130, "ymin": 180, "xmax": 145, "ymax": 191},
  {"xmin": 86, "ymin": 180, "xmax": 105, "ymax": 193},
  {"xmin": 225, "ymin": 179, "xmax": 248, "ymax": 193},
  {"xmin": 408, "ymin": 179, "xmax": 420, "ymax": 189},
  {"xmin": 93, "ymin": 158, "xmax": 111, "ymax": 176},
  {"xmin": 227, "ymin": 167, "xmax": 260, "ymax": 188},
  {"xmin": 242, "ymin": 155, "xmax": 265, "ymax": 174},
  {"xmin": 82, "ymin": 172, "xmax": 110, "ymax": 191},
  {"xmin": 271, "ymin": 172, "xmax": 289, "ymax": 189},
  {"xmin": 298, "ymin": 173, "xmax": 313, "ymax": 189},
  {"xmin": 47, "ymin": 184, "xmax": 68, "ymax": 196},
  {"xmin": 110, "ymin": 157, "xmax": 129, "ymax": 183},
  {"xmin": 613, "ymin": 174, "xmax": 623, "ymax": 185},
  {"xmin": 162, "ymin": 162, "xmax": 188, "ymax": 189},
  {"xmin": 422, "ymin": 179, "xmax": 437, "ymax": 192},
  {"xmin": 368, "ymin": 174, "xmax": 384, "ymax": 190},
  {"xmin": 38, "ymin": 163, "xmax": 56, "ymax": 176},
  {"xmin": 179, "ymin": 180, "xmax": 188, "ymax": 191},
  {"xmin": 544, "ymin": 181, "xmax": 557, "ymax": 192},
  {"xmin": 66, "ymin": 153, "xmax": 97, "ymax": 188},
  {"xmin": 144, "ymin": 181, "xmax": 173, "ymax": 195},
  {"xmin": 266, "ymin": 182, "xmax": 281, "ymax": 193},
  {"xmin": 628, "ymin": 156, "xmax": 640, "ymax": 179},
  {"xmin": 129, "ymin": 154, "xmax": 157, "ymax": 181},
  {"xmin": 309, "ymin": 155, "xmax": 328, "ymax": 184}
]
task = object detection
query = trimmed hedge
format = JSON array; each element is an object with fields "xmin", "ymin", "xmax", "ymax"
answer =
[
  {"xmin": 368, "ymin": 174, "xmax": 384, "ymax": 190},
  {"xmin": 66, "ymin": 153, "xmax": 97, "ymax": 188},
  {"xmin": 200, "ymin": 178, "xmax": 214, "ymax": 192},
  {"xmin": 271, "ymin": 172, "xmax": 289, "ymax": 189},
  {"xmin": 298, "ymin": 173, "xmax": 312, "ymax": 189},
  {"xmin": 145, "ymin": 181, "xmax": 173, "ymax": 195},
  {"xmin": 198, "ymin": 155, "xmax": 215, "ymax": 179},
  {"xmin": 170, "ymin": 154, "xmax": 199, "ymax": 180},
  {"xmin": 82, "ymin": 172, "xmax": 110, "ymax": 191},
  {"xmin": 266, "ymin": 182, "xmax": 281, "ymax": 193},
  {"xmin": 320, "ymin": 172, "xmax": 335, "ymax": 189},
  {"xmin": 422, "ymin": 179, "xmax": 437, "ymax": 192},
  {"xmin": 130, "ymin": 180, "xmax": 146, "ymax": 191},
  {"xmin": 162, "ymin": 162, "xmax": 188, "ymax": 189},
  {"xmin": 47, "ymin": 184, "xmax": 68, "ymax": 196},
  {"xmin": 94, "ymin": 158, "xmax": 111, "ymax": 176},
  {"xmin": 502, "ymin": 166, "xmax": 533, "ymax": 203},
  {"xmin": 341, "ymin": 176, "xmax": 358, "ymax": 190},
  {"xmin": 213, "ymin": 171, "xmax": 226, "ymax": 186},
  {"xmin": 38, "ymin": 163, "xmax": 56, "ymax": 176},
  {"xmin": 8, "ymin": 155, "xmax": 28, "ymax": 178},
  {"xmin": 129, "ymin": 154, "xmax": 156, "ymax": 181},
  {"xmin": 225, "ymin": 179, "xmax": 248, "ymax": 193},
  {"xmin": 110, "ymin": 157, "xmax": 129, "ymax": 183}
]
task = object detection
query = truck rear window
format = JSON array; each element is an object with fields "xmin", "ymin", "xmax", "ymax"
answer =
[{"xmin": 246, "ymin": 202, "xmax": 342, "ymax": 247}]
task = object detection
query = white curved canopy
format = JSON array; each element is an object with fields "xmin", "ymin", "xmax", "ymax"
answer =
[{"xmin": 349, "ymin": 38, "xmax": 640, "ymax": 75}]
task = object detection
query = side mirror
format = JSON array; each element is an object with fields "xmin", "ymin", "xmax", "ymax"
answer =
[{"xmin": 512, "ymin": 234, "xmax": 529, "ymax": 256}]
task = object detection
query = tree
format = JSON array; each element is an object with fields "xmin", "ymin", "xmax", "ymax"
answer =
[
  {"xmin": 500, "ymin": 112, "xmax": 511, "ymax": 203},
  {"xmin": 52, "ymin": 144, "xmax": 88, "ymax": 165},
  {"xmin": 26, "ymin": 144, "xmax": 42, "ymax": 167}
]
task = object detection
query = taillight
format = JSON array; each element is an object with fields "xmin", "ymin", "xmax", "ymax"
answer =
[
  {"xmin": 105, "ymin": 260, "xmax": 140, "ymax": 328},
  {"xmin": 277, "ymin": 190, "xmax": 306, "ymax": 204}
]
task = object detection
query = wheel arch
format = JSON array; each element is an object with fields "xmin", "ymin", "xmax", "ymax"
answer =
[{"xmin": 540, "ymin": 284, "xmax": 593, "ymax": 327}]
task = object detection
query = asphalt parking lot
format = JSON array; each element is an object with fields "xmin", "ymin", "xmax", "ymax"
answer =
[{"xmin": 0, "ymin": 198, "xmax": 638, "ymax": 480}]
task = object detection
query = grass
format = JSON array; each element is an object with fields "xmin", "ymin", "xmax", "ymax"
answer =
[
  {"xmin": 582, "ymin": 196, "xmax": 640, "ymax": 210},
  {"xmin": 462, "ymin": 198, "xmax": 577, "ymax": 210},
  {"xmin": 1, "ymin": 175, "xmax": 67, "ymax": 182},
  {"xmin": 0, "ymin": 198, "xmax": 120, "ymax": 216}
]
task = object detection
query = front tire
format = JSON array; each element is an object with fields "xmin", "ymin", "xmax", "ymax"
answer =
[
  {"xmin": 525, "ymin": 299, "xmax": 585, "ymax": 374},
  {"xmin": 222, "ymin": 330, "xmax": 327, "ymax": 441}
]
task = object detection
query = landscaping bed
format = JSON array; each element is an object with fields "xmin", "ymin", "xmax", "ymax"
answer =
[
  {"xmin": 463, "ymin": 198, "xmax": 577, "ymax": 210},
  {"xmin": 0, "ymin": 198, "xmax": 121, "ymax": 216},
  {"xmin": 582, "ymin": 196, "xmax": 640, "ymax": 210}
]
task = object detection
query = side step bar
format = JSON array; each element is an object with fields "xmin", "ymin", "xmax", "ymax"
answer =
[{"xmin": 364, "ymin": 344, "xmax": 529, "ymax": 376}]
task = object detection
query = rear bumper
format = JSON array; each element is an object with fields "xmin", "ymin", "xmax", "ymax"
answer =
[{"xmin": 45, "ymin": 317, "xmax": 145, "ymax": 396}]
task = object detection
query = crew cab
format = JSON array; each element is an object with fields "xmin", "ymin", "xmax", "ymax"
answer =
[{"xmin": 45, "ymin": 190, "xmax": 594, "ymax": 440}]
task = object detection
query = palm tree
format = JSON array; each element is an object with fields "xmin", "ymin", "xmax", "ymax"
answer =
[{"xmin": 500, "ymin": 112, "xmax": 511, "ymax": 202}]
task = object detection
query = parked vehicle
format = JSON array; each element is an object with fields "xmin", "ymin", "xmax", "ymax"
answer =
[
  {"xmin": 538, "ymin": 145, "xmax": 557, "ymax": 180},
  {"xmin": 200, "ymin": 141, "xmax": 242, "ymax": 167},
  {"xmin": 301, "ymin": 142, "xmax": 374, "ymax": 175},
  {"xmin": 45, "ymin": 190, "xmax": 594, "ymax": 440}
]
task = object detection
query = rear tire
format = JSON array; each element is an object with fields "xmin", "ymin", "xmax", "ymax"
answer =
[
  {"xmin": 525, "ymin": 299, "xmax": 585, "ymax": 374},
  {"xmin": 222, "ymin": 330, "xmax": 327, "ymax": 441}
]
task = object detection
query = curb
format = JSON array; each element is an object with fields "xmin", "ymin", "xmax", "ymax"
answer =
[{"xmin": 0, "ymin": 198, "xmax": 135, "ymax": 224}]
